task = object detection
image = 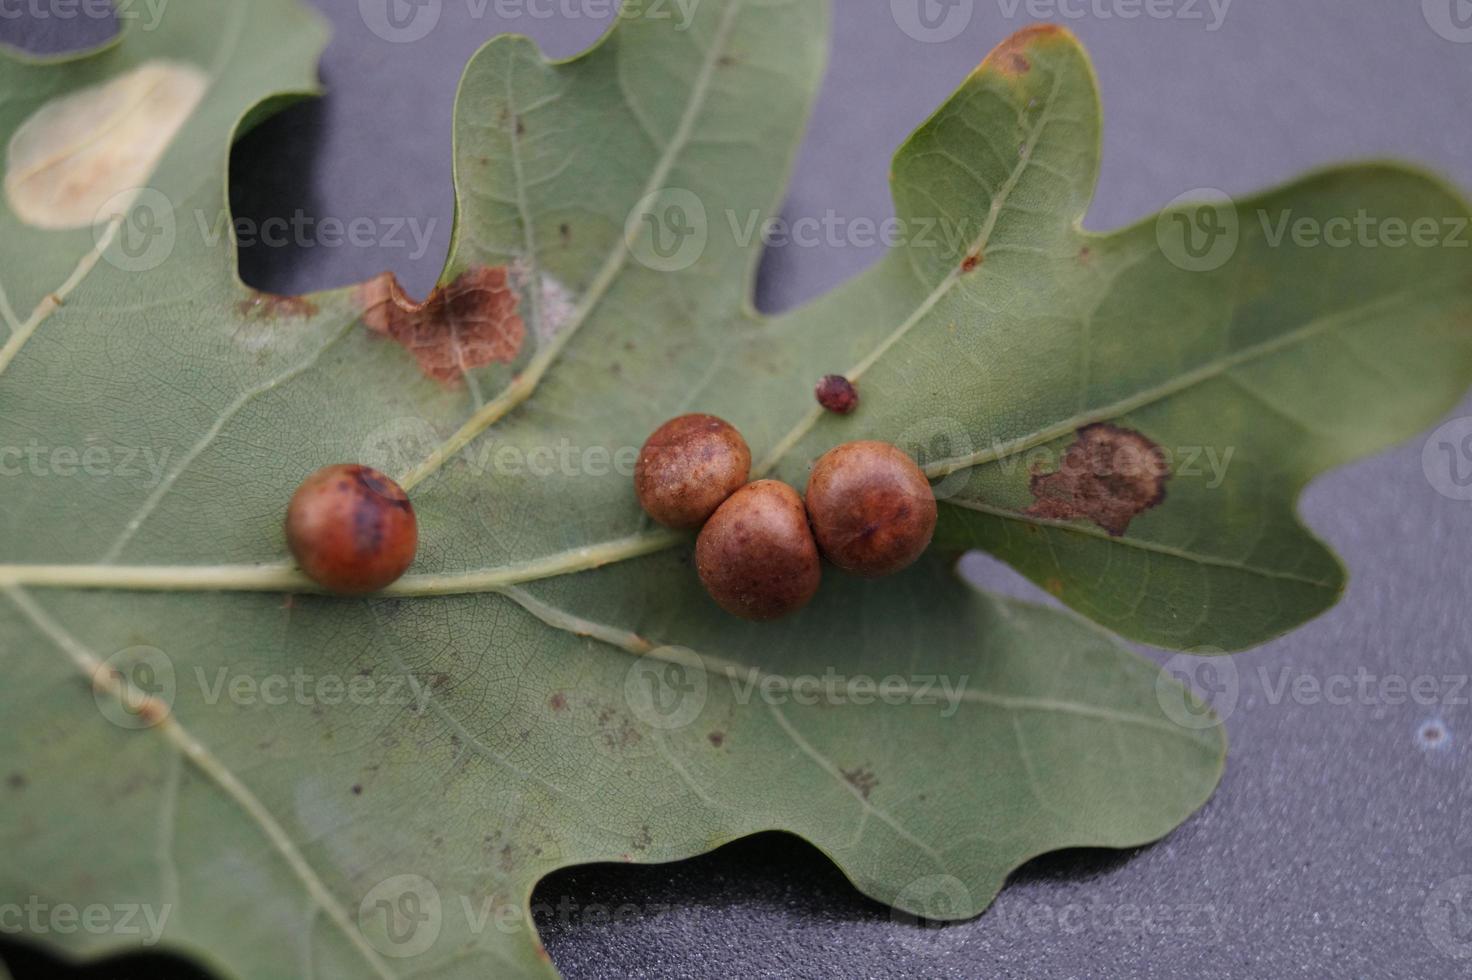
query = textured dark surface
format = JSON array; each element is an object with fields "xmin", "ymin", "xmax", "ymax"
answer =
[{"xmin": 3, "ymin": 1, "xmax": 1472, "ymax": 977}]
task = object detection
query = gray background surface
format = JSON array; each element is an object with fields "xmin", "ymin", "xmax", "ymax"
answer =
[{"xmin": 4, "ymin": 1, "xmax": 1472, "ymax": 977}]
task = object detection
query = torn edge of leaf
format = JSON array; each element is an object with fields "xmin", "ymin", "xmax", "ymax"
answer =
[{"xmin": 356, "ymin": 266, "xmax": 526, "ymax": 383}]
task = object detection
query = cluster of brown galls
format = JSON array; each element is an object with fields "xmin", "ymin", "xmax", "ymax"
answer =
[
  {"xmin": 635, "ymin": 414, "xmax": 937, "ymax": 621},
  {"xmin": 282, "ymin": 390, "xmax": 937, "ymax": 621}
]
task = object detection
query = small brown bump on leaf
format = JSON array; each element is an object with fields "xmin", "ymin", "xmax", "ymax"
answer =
[
  {"xmin": 549, "ymin": 692, "xmax": 568, "ymax": 712},
  {"xmin": 815, "ymin": 374, "xmax": 859, "ymax": 414},
  {"xmin": 1078, "ymin": 246, "xmax": 1092, "ymax": 264},
  {"xmin": 961, "ymin": 252, "xmax": 983, "ymax": 273},
  {"xmin": 1044, "ymin": 577, "xmax": 1064, "ymax": 597},
  {"xmin": 707, "ymin": 731, "xmax": 726, "ymax": 748},
  {"xmin": 1025, "ymin": 423, "xmax": 1171, "ymax": 537},
  {"xmin": 236, "ymin": 292, "xmax": 318, "ymax": 321},
  {"xmin": 351, "ymin": 784, "xmax": 363, "ymax": 796},
  {"xmin": 357, "ymin": 266, "xmax": 526, "ymax": 383}
]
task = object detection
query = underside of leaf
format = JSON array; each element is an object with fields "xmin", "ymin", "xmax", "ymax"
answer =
[{"xmin": 1, "ymin": 3, "xmax": 1466, "ymax": 979}]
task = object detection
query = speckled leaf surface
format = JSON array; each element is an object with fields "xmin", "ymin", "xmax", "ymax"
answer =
[{"xmin": 0, "ymin": 2, "xmax": 1466, "ymax": 978}]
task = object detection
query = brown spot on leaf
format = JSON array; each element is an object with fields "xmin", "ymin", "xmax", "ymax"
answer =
[
  {"xmin": 237, "ymin": 292, "xmax": 318, "ymax": 320},
  {"xmin": 843, "ymin": 767, "xmax": 879, "ymax": 800},
  {"xmin": 961, "ymin": 252, "xmax": 983, "ymax": 273},
  {"xmin": 707, "ymin": 731, "xmax": 725, "ymax": 748},
  {"xmin": 815, "ymin": 374, "xmax": 859, "ymax": 415},
  {"xmin": 1044, "ymin": 577, "xmax": 1064, "ymax": 597},
  {"xmin": 549, "ymin": 692, "xmax": 568, "ymax": 712},
  {"xmin": 1025, "ymin": 423, "xmax": 1170, "ymax": 537},
  {"xmin": 980, "ymin": 24, "xmax": 1065, "ymax": 79},
  {"xmin": 7, "ymin": 773, "xmax": 26, "ymax": 791},
  {"xmin": 351, "ymin": 784, "xmax": 363, "ymax": 796},
  {"xmin": 596, "ymin": 706, "xmax": 642, "ymax": 750},
  {"xmin": 357, "ymin": 266, "xmax": 525, "ymax": 383}
]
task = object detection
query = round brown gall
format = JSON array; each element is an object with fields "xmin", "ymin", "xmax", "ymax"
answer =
[
  {"xmin": 695, "ymin": 480, "xmax": 822, "ymax": 621},
  {"xmin": 635, "ymin": 414, "xmax": 751, "ymax": 529},
  {"xmin": 284, "ymin": 464, "xmax": 418, "ymax": 594},
  {"xmin": 805, "ymin": 441, "xmax": 937, "ymax": 578}
]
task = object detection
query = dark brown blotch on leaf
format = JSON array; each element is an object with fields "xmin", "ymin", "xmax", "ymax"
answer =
[
  {"xmin": 696, "ymin": 480, "xmax": 822, "ymax": 621},
  {"xmin": 635, "ymin": 414, "xmax": 751, "ymax": 529},
  {"xmin": 980, "ymin": 23, "xmax": 1063, "ymax": 77},
  {"xmin": 843, "ymin": 767, "xmax": 879, "ymax": 800},
  {"xmin": 815, "ymin": 374, "xmax": 859, "ymax": 415},
  {"xmin": 357, "ymin": 266, "xmax": 525, "ymax": 384},
  {"xmin": 805, "ymin": 442, "xmax": 937, "ymax": 578},
  {"xmin": 1025, "ymin": 423, "xmax": 1171, "ymax": 537}
]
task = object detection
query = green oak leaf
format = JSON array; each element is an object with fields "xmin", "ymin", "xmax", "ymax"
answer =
[{"xmin": 0, "ymin": 2, "xmax": 1463, "ymax": 978}]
